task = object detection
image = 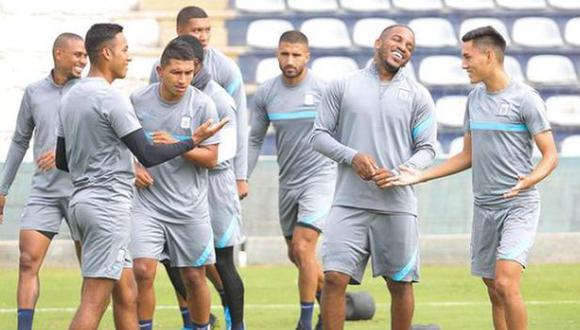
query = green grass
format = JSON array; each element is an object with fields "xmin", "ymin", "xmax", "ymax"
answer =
[{"xmin": 1, "ymin": 264, "xmax": 579, "ymax": 329}]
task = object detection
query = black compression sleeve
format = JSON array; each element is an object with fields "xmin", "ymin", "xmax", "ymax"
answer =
[
  {"xmin": 55, "ymin": 136, "xmax": 69, "ymax": 172},
  {"xmin": 121, "ymin": 128, "xmax": 195, "ymax": 168}
]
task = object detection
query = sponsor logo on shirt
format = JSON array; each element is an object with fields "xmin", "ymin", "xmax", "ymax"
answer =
[
  {"xmin": 180, "ymin": 116, "xmax": 191, "ymax": 129},
  {"xmin": 499, "ymin": 102, "xmax": 510, "ymax": 116},
  {"xmin": 398, "ymin": 88, "xmax": 409, "ymax": 101}
]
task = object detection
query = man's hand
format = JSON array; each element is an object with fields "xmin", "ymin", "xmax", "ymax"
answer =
[
  {"xmin": 236, "ymin": 180, "xmax": 249, "ymax": 200},
  {"xmin": 152, "ymin": 131, "xmax": 178, "ymax": 145},
  {"xmin": 351, "ymin": 153, "xmax": 378, "ymax": 181},
  {"xmin": 371, "ymin": 168, "xmax": 395, "ymax": 188},
  {"xmin": 376, "ymin": 165, "xmax": 423, "ymax": 188},
  {"xmin": 504, "ymin": 174, "xmax": 531, "ymax": 199},
  {"xmin": 192, "ymin": 117, "xmax": 230, "ymax": 145},
  {"xmin": 134, "ymin": 163, "xmax": 154, "ymax": 189},
  {"xmin": 36, "ymin": 151, "xmax": 56, "ymax": 172},
  {"xmin": 0, "ymin": 194, "xmax": 5, "ymax": 224}
]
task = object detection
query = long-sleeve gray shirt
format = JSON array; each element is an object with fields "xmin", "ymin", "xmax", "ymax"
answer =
[
  {"xmin": 248, "ymin": 71, "xmax": 335, "ymax": 189},
  {"xmin": 149, "ymin": 47, "xmax": 248, "ymax": 180},
  {"xmin": 311, "ymin": 64, "xmax": 437, "ymax": 215},
  {"xmin": 0, "ymin": 74, "xmax": 76, "ymax": 198}
]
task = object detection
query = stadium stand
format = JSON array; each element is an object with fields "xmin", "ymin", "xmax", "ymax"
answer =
[
  {"xmin": 526, "ymin": 55, "xmax": 578, "ymax": 85},
  {"xmin": 352, "ymin": 18, "xmax": 397, "ymax": 48},
  {"xmin": 512, "ymin": 17, "xmax": 565, "ymax": 48},
  {"xmin": 546, "ymin": 95, "xmax": 580, "ymax": 126},
  {"xmin": 246, "ymin": 19, "xmax": 294, "ymax": 49},
  {"xmin": 435, "ymin": 96, "xmax": 467, "ymax": 128},
  {"xmin": 560, "ymin": 135, "xmax": 580, "ymax": 156},
  {"xmin": 300, "ymin": 18, "xmax": 351, "ymax": 49},
  {"xmin": 339, "ymin": 0, "xmax": 391, "ymax": 11},
  {"xmin": 444, "ymin": 0, "xmax": 496, "ymax": 11},
  {"xmin": 287, "ymin": 0, "xmax": 338, "ymax": 12},
  {"xmin": 311, "ymin": 56, "xmax": 359, "ymax": 81},
  {"xmin": 235, "ymin": 0, "xmax": 286, "ymax": 13},
  {"xmin": 549, "ymin": 0, "xmax": 580, "ymax": 9},
  {"xmin": 392, "ymin": 0, "xmax": 444, "ymax": 11},
  {"xmin": 255, "ymin": 57, "xmax": 280, "ymax": 84},
  {"xmin": 496, "ymin": 0, "xmax": 548, "ymax": 10},
  {"xmin": 564, "ymin": 17, "xmax": 580, "ymax": 47},
  {"xmin": 408, "ymin": 17, "xmax": 458, "ymax": 48},
  {"xmin": 418, "ymin": 55, "xmax": 468, "ymax": 86}
]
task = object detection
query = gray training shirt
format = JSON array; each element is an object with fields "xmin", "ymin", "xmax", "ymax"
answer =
[
  {"xmin": 131, "ymin": 83, "xmax": 219, "ymax": 223},
  {"xmin": 203, "ymin": 80, "xmax": 237, "ymax": 171},
  {"xmin": 0, "ymin": 74, "xmax": 77, "ymax": 198},
  {"xmin": 248, "ymin": 70, "xmax": 335, "ymax": 189},
  {"xmin": 463, "ymin": 79, "xmax": 551, "ymax": 207},
  {"xmin": 57, "ymin": 77, "xmax": 141, "ymax": 204},
  {"xmin": 311, "ymin": 64, "xmax": 437, "ymax": 215},
  {"xmin": 149, "ymin": 47, "xmax": 248, "ymax": 181}
]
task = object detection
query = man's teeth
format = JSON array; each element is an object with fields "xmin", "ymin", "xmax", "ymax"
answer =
[{"xmin": 392, "ymin": 51, "xmax": 403, "ymax": 60}]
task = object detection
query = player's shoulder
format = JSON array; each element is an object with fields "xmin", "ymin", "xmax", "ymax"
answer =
[
  {"xmin": 511, "ymin": 79, "xmax": 540, "ymax": 99},
  {"xmin": 207, "ymin": 48, "xmax": 239, "ymax": 71},
  {"xmin": 24, "ymin": 75, "xmax": 52, "ymax": 95},
  {"xmin": 255, "ymin": 74, "xmax": 282, "ymax": 98},
  {"xmin": 130, "ymin": 83, "xmax": 157, "ymax": 102},
  {"xmin": 205, "ymin": 80, "xmax": 235, "ymax": 108}
]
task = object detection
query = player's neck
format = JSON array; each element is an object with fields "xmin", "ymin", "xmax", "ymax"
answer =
[
  {"xmin": 51, "ymin": 68, "xmax": 70, "ymax": 86},
  {"xmin": 483, "ymin": 69, "xmax": 510, "ymax": 93},
  {"xmin": 282, "ymin": 68, "xmax": 308, "ymax": 86},
  {"xmin": 159, "ymin": 85, "xmax": 183, "ymax": 103},
  {"xmin": 87, "ymin": 66, "xmax": 115, "ymax": 84},
  {"xmin": 374, "ymin": 62, "xmax": 396, "ymax": 82}
]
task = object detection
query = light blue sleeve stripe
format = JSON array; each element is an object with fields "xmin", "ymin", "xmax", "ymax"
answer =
[
  {"xmin": 412, "ymin": 115, "xmax": 435, "ymax": 140},
  {"xmin": 193, "ymin": 239, "xmax": 214, "ymax": 267},
  {"xmin": 268, "ymin": 110, "xmax": 317, "ymax": 121},
  {"xmin": 299, "ymin": 210, "xmax": 329, "ymax": 225},
  {"xmin": 470, "ymin": 121, "xmax": 528, "ymax": 132},
  {"xmin": 391, "ymin": 247, "xmax": 419, "ymax": 282},
  {"xmin": 144, "ymin": 131, "xmax": 190, "ymax": 142},
  {"xmin": 226, "ymin": 77, "xmax": 242, "ymax": 96},
  {"xmin": 216, "ymin": 215, "xmax": 238, "ymax": 248}
]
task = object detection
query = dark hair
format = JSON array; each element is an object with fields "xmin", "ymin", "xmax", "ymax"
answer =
[
  {"xmin": 279, "ymin": 30, "xmax": 309, "ymax": 46},
  {"xmin": 160, "ymin": 38, "xmax": 196, "ymax": 66},
  {"xmin": 176, "ymin": 6, "xmax": 208, "ymax": 28},
  {"xmin": 85, "ymin": 23, "xmax": 123, "ymax": 63},
  {"xmin": 379, "ymin": 24, "xmax": 414, "ymax": 40},
  {"xmin": 52, "ymin": 32, "xmax": 83, "ymax": 55},
  {"xmin": 461, "ymin": 26, "xmax": 506, "ymax": 62},
  {"xmin": 173, "ymin": 35, "xmax": 205, "ymax": 62}
]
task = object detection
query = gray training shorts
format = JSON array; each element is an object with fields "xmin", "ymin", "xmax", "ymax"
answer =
[
  {"xmin": 131, "ymin": 208, "xmax": 215, "ymax": 268},
  {"xmin": 208, "ymin": 169, "xmax": 244, "ymax": 248},
  {"xmin": 20, "ymin": 196, "xmax": 78, "ymax": 240},
  {"xmin": 69, "ymin": 201, "xmax": 132, "ymax": 280},
  {"xmin": 471, "ymin": 201, "xmax": 540, "ymax": 279},
  {"xmin": 323, "ymin": 206, "xmax": 420, "ymax": 285},
  {"xmin": 278, "ymin": 178, "xmax": 334, "ymax": 238}
]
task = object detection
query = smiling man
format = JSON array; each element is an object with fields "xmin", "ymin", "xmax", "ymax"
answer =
[
  {"xmin": 248, "ymin": 30, "xmax": 335, "ymax": 330},
  {"xmin": 311, "ymin": 25, "xmax": 437, "ymax": 330}
]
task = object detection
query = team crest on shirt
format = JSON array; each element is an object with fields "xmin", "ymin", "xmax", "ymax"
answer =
[
  {"xmin": 499, "ymin": 102, "xmax": 510, "ymax": 116},
  {"xmin": 304, "ymin": 93, "xmax": 314, "ymax": 106},
  {"xmin": 398, "ymin": 88, "xmax": 409, "ymax": 100},
  {"xmin": 180, "ymin": 116, "xmax": 191, "ymax": 129}
]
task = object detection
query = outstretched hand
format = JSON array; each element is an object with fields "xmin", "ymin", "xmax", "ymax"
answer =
[
  {"xmin": 193, "ymin": 117, "xmax": 230, "ymax": 146},
  {"xmin": 374, "ymin": 165, "xmax": 423, "ymax": 188}
]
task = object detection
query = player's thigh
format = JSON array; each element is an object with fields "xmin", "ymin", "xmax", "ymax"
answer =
[
  {"xmin": 470, "ymin": 204, "xmax": 502, "ymax": 279},
  {"xmin": 166, "ymin": 220, "xmax": 215, "ymax": 268},
  {"xmin": 322, "ymin": 206, "xmax": 371, "ymax": 285},
  {"xmin": 208, "ymin": 170, "xmax": 243, "ymax": 248},
  {"xmin": 279, "ymin": 186, "xmax": 299, "ymax": 239},
  {"xmin": 20, "ymin": 197, "xmax": 67, "ymax": 235},
  {"xmin": 296, "ymin": 180, "xmax": 334, "ymax": 234},
  {"xmin": 130, "ymin": 210, "xmax": 166, "ymax": 261},
  {"xmin": 370, "ymin": 213, "xmax": 420, "ymax": 282},
  {"xmin": 497, "ymin": 202, "xmax": 540, "ymax": 269}
]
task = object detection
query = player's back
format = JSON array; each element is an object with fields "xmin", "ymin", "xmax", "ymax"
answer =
[{"xmin": 58, "ymin": 77, "xmax": 139, "ymax": 203}]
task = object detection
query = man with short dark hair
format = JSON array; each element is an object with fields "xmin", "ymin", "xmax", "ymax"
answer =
[
  {"xmin": 311, "ymin": 25, "xmax": 437, "ymax": 330},
  {"xmin": 0, "ymin": 32, "xmax": 86, "ymax": 330},
  {"xmin": 386, "ymin": 26, "xmax": 558, "ymax": 330},
  {"xmin": 131, "ymin": 37, "xmax": 221, "ymax": 330},
  {"xmin": 56, "ymin": 23, "xmax": 226, "ymax": 330},
  {"xmin": 248, "ymin": 30, "xmax": 334, "ymax": 330}
]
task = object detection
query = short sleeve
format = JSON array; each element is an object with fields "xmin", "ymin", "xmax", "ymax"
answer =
[
  {"xmin": 521, "ymin": 91, "xmax": 551, "ymax": 136},
  {"xmin": 105, "ymin": 90, "xmax": 142, "ymax": 138}
]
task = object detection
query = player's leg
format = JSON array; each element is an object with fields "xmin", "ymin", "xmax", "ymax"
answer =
[
  {"xmin": 69, "ymin": 277, "xmax": 115, "ymax": 330},
  {"xmin": 321, "ymin": 206, "xmax": 370, "ymax": 330},
  {"xmin": 482, "ymin": 278, "xmax": 507, "ymax": 330},
  {"xmin": 17, "ymin": 200, "xmax": 67, "ymax": 330},
  {"xmin": 133, "ymin": 258, "xmax": 158, "ymax": 329},
  {"xmin": 494, "ymin": 202, "xmax": 540, "ymax": 330},
  {"xmin": 181, "ymin": 266, "xmax": 211, "ymax": 327},
  {"xmin": 372, "ymin": 214, "xmax": 420, "ymax": 330},
  {"xmin": 215, "ymin": 246, "xmax": 245, "ymax": 329},
  {"xmin": 112, "ymin": 267, "xmax": 138, "ymax": 330}
]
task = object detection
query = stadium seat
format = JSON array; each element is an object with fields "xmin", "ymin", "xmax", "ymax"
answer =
[
  {"xmin": 505, "ymin": 56, "xmax": 525, "ymax": 81},
  {"xmin": 118, "ymin": 18, "xmax": 160, "ymax": 48},
  {"xmin": 545, "ymin": 95, "xmax": 580, "ymax": 126},
  {"xmin": 448, "ymin": 136, "xmax": 464, "ymax": 156},
  {"xmin": 392, "ymin": 0, "xmax": 443, "ymax": 11},
  {"xmin": 235, "ymin": 0, "xmax": 286, "ymax": 12},
  {"xmin": 300, "ymin": 18, "xmax": 351, "ymax": 49},
  {"xmin": 418, "ymin": 56, "xmax": 469, "ymax": 86},
  {"xmin": 548, "ymin": 0, "xmax": 580, "ymax": 9},
  {"xmin": 339, "ymin": 0, "xmax": 391, "ymax": 11},
  {"xmin": 255, "ymin": 58, "xmax": 280, "ymax": 84},
  {"xmin": 1, "ymin": 0, "xmax": 138, "ymax": 14},
  {"xmin": 526, "ymin": 55, "xmax": 578, "ymax": 85},
  {"xmin": 564, "ymin": 18, "xmax": 580, "ymax": 47},
  {"xmin": 352, "ymin": 18, "xmax": 397, "ymax": 48},
  {"xmin": 311, "ymin": 57, "xmax": 359, "ymax": 82},
  {"xmin": 246, "ymin": 19, "xmax": 294, "ymax": 49},
  {"xmin": 435, "ymin": 96, "xmax": 467, "ymax": 128},
  {"xmin": 409, "ymin": 18, "xmax": 458, "ymax": 48},
  {"xmin": 444, "ymin": 0, "xmax": 495, "ymax": 10},
  {"xmin": 459, "ymin": 18, "xmax": 511, "ymax": 45},
  {"xmin": 512, "ymin": 17, "xmax": 564, "ymax": 48},
  {"xmin": 288, "ymin": 0, "xmax": 339, "ymax": 12},
  {"xmin": 560, "ymin": 135, "xmax": 580, "ymax": 156},
  {"xmin": 496, "ymin": 0, "xmax": 547, "ymax": 10}
]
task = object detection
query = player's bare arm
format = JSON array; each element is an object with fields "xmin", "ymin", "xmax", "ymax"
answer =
[{"xmin": 504, "ymin": 130, "xmax": 558, "ymax": 198}]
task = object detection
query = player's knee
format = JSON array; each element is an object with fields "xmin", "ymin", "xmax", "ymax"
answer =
[
  {"xmin": 324, "ymin": 272, "xmax": 349, "ymax": 291},
  {"xmin": 18, "ymin": 251, "xmax": 40, "ymax": 274},
  {"xmin": 287, "ymin": 245, "xmax": 296, "ymax": 264},
  {"xmin": 386, "ymin": 280, "xmax": 412, "ymax": 298},
  {"xmin": 181, "ymin": 267, "xmax": 206, "ymax": 288},
  {"xmin": 494, "ymin": 276, "xmax": 518, "ymax": 299},
  {"xmin": 133, "ymin": 262, "xmax": 155, "ymax": 284}
]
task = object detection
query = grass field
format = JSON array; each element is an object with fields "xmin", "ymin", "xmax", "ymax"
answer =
[{"xmin": 1, "ymin": 264, "xmax": 579, "ymax": 329}]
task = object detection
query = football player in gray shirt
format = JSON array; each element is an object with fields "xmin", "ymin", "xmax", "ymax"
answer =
[
  {"xmin": 56, "ymin": 24, "xmax": 226, "ymax": 330},
  {"xmin": 248, "ymin": 31, "xmax": 335, "ymax": 330},
  {"xmin": 0, "ymin": 32, "xmax": 86, "ymax": 330},
  {"xmin": 311, "ymin": 25, "xmax": 437, "ymax": 330},
  {"xmin": 385, "ymin": 26, "xmax": 558, "ymax": 330},
  {"xmin": 150, "ymin": 5, "xmax": 249, "ymax": 200}
]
